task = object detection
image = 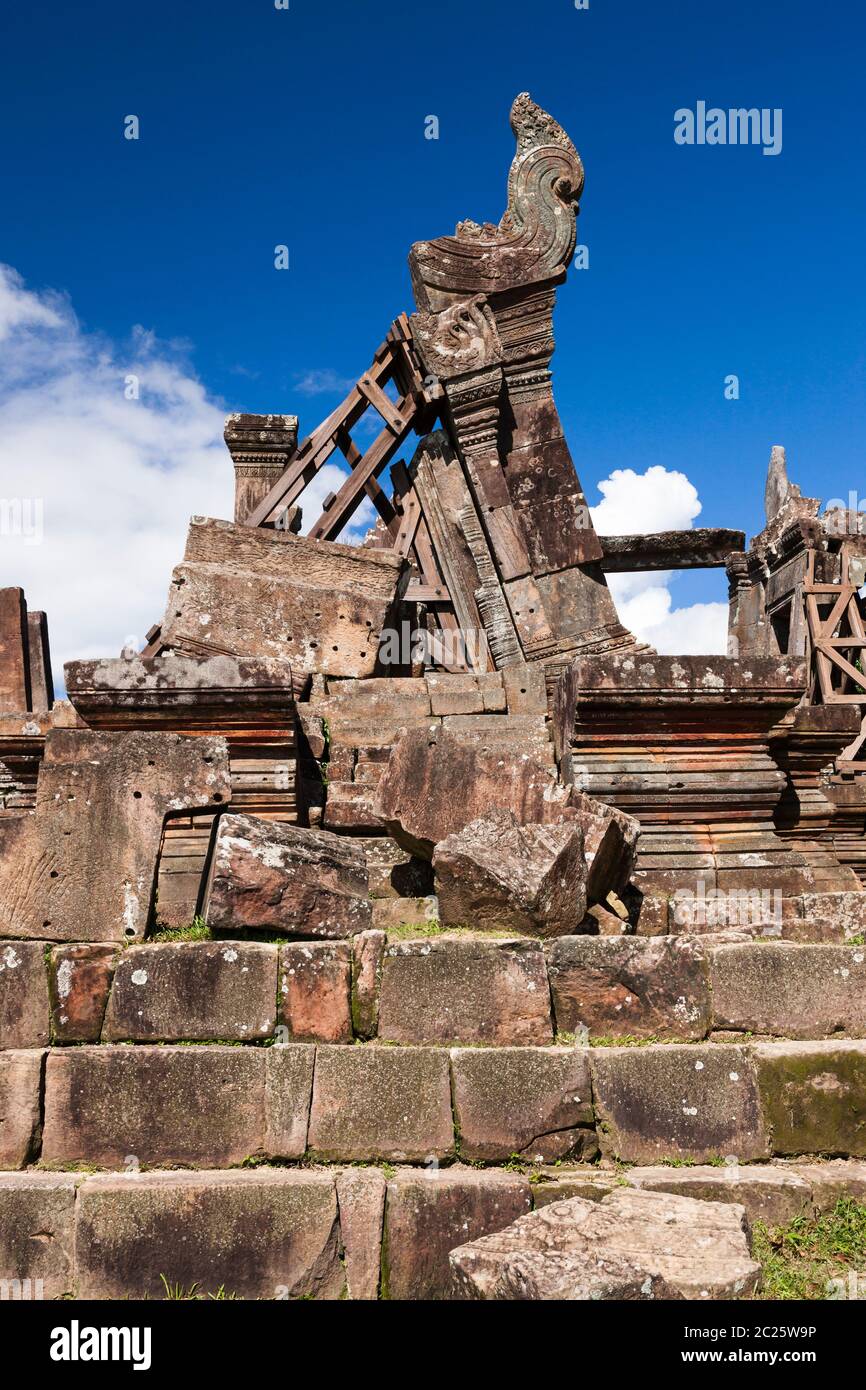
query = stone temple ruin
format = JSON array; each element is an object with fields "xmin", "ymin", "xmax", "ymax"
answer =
[{"xmin": 1, "ymin": 93, "xmax": 866, "ymax": 1301}]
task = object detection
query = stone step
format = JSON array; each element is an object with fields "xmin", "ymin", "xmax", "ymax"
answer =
[
  {"xmin": 3, "ymin": 1037, "xmax": 866, "ymax": 1171},
  {"xmin": 2, "ymin": 1157, "xmax": 865, "ymax": 1300},
  {"xmin": 4, "ymin": 935, "xmax": 866, "ymax": 1051}
]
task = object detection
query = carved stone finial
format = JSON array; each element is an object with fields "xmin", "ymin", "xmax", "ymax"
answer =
[
  {"xmin": 409, "ymin": 93, "xmax": 584, "ymax": 312},
  {"xmin": 764, "ymin": 444, "xmax": 799, "ymax": 523}
]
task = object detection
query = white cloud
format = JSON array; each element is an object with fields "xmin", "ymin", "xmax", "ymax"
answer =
[
  {"xmin": 0, "ymin": 265, "xmax": 371, "ymax": 688},
  {"xmin": 294, "ymin": 367, "xmax": 355, "ymax": 396},
  {"xmin": 591, "ymin": 465, "xmax": 729, "ymax": 655}
]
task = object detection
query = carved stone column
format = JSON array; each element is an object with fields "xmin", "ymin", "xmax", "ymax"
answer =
[
  {"xmin": 224, "ymin": 414, "xmax": 300, "ymax": 525},
  {"xmin": 408, "ymin": 92, "xmax": 632, "ymax": 666}
]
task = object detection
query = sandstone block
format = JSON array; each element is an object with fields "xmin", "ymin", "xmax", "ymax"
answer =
[
  {"xmin": 308, "ymin": 1045, "xmax": 453, "ymax": 1162},
  {"xmin": 336, "ymin": 1168, "xmax": 386, "ymax": 1300},
  {"xmin": 451, "ymin": 1047, "xmax": 594, "ymax": 1162},
  {"xmin": 75, "ymin": 1169, "xmax": 343, "ymax": 1300},
  {"xmin": 351, "ymin": 930, "xmax": 385, "ymax": 1039},
  {"xmin": 355, "ymin": 837, "xmax": 433, "ymax": 900},
  {"xmin": 41, "ymin": 1045, "xmax": 312, "ymax": 1168},
  {"xmin": 754, "ymin": 1041, "xmax": 866, "ymax": 1157},
  {"xmin": 103, "ymin": 941, "xmax": 278, "ymax": 1042},
  {"xmin": 0, "ymin": 729, "xmax": 230, "ymax": 942},
  {"xmin": 783, "ymin": 1159, "xmax": 866, "ymax": 1213},
  {"xmin": 48, "ymin": 944, "xmax": 118, "ymax": 1042},
  {"xmin": 158, "ymin": 516, "xmax": 407, "ymax": 680},
  {"xmin": 625, "ymin": 1163, "xmax": 813, "ymax": 1227},
  {"xmin": 450, "ymin": 1187, "xmax": 759, "ymax": 1300},
  {"xmin": 801, "ymin": 892, "xmax": 866, "ymax": 942},
  {"xmin": 591, "ymin": 1043, "xmax": 769, "ymax": 1164},
  {"xmin": 434, "ymin": 811, "xmax": 587, "ymax": 939},
  {"xmin": 0, "ymin": 1050, "xmax": 44, "ymax": 1167},
  {"xmin": 374, "ymin": 726, "xmax": 560, "ymax": 857},
  {"xmin": 0, "ymin": 940, "xmax": 50, "ymax": 1047},
  {"xmin": 709, "ymin": 942, "xmax": 866, "ymax": 1038},
  {"xmin": 378, "ymin": 935, "xmax": 553, "ymax": 1045},
  {"xmin": 371, "ymin": 896, "xmax": 438, "ymax": 932},
  {"xmin": 205, "ymin": 812, "xmax": 371, "ymax": 938},
  {"xmin": 546, "ymin": 935, "xmax": 711, "ymax": 1041},
  {"xmin": 0, "ymin": 1173, "xmax": 79, "ymax": 1299},
  {"xmin": 279, "ymin": 942, "xmax": 352, "ymax": 1043},
  {"xmin": 383, "ymin": 1167, "xmax": 531, "ymax": 1300}
]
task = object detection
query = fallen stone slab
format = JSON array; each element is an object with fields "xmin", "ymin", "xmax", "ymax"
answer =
[
  {"xmin": 336, "ymin": 1168, "xmax": 386, "ymax": 1300},
  {"xmin": 0, "ymin": 1172, "xmax": 79, "ymax": 1299},
  {"xmin": 0, "ymin": 1050, "xmax": 44, "ymax": 1168},
  {"xmin": 103, "ymin": 941, "xmax": 278, "ymax": 1042},
  {"xmin": 75, "ymin": 1169, "xmax": 343, "ymax": 1300},
  {"xmin": 449, "ymin": 1187, "xmax": 760, "ymax": 1300},
  {"xmin": 0, "ymin": 729, "xmax": 230, "ymax": 942},
  {"xmin": 753, "ymin": 1041, "xmax": 866, "ymax": 1157},
  {"xmin": 530, "ymin": 1169, "xmax": 617, "ymax": 1207},
  {"xmin": 562, "ymin": 791, "xmax": 639, "ymax": 902},
  {"xmin": 383, "ymin": 1167, "xmax": 532, "ymax": 1300},
  {"xmin": 41, "ymin": 1044, "xmax": 314, "ymax": 1168},
  {"xmin": 205, "ymin": 812, "xmax": 372, "ymax": 938},
  {"xmin": 374, "ymin": 726, "xmax": 561, "ymax": 858},
  {"xmin": 450, "ymin": 1046, "xmax": 595, "ymax": 1163},
  {"xmin": 546, "ymin": 935, "xmax": 711, "ymax": 1041},
  {"xmin": 434, "ymin": 811, "xmax": 587, "ymax": 939},
  {"xmin": 279, "ymin": 942, "xmax": 352, "ymax": 1044},
  {"xmin": 308, "ymin": 1045, "xmax": 453, "ymax": 1162},
  {"xmin": 590, "ymin": 1043, "xmax": 769, "ymax": 1164},
  {"xmin": 625, "ymin": 1163, "xmax": 813, "ymax": 1227},
  {"xmin": 709, "ymin": 942, "xmax": 866, "ymax": 1038},
  {"xmin": 378, "ymin": 935, "xmax": 553, "ymax": 1046},
  {"xmin": 0, "ymin": 940, "xmax": 50, "ymax": 1047},
  {"xmin": 48, "ymin": 944, "xmax": 119, "ymax": 1042},
  {"xmin": 158, "ymin": 515, "xmax": 407, "ymax": 680}
]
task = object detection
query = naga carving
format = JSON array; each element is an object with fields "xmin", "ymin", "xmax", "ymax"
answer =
[{"xmin": 409, "ymin": 92, "xmax": 584, "ymax": 313}]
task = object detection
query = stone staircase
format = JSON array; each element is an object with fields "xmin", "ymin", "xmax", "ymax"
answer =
[{"xmin": 3, "ymin": 920, "xmax": 866, "ymax": 1299}]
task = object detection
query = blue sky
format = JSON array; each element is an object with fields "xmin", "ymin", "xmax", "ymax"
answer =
[{"xmin": 1, "ymin": 0, "xmax": 864, "ymax": 670}]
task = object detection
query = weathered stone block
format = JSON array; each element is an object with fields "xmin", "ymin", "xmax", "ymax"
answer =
[
  {"xmin": 0, "ymin": 729, "xmax": 230, "ymax": 942},
  {"xmin": 278, "ymin": 942, "xmax": 352, "ymax": 1044},
  {"xmin": 264, "ymin": 1045, "xmax": 316, "ymax": 1158},
  {"xmin": 450, "ymin": 1187, "xmax": 759, "ymax": 1300},
  {"xmin": 48, "ymin": 944, "xmax": 118, "ymax": 1042},
  {"xmin": 308, "ymin": 1046, "xmax": 453, "ymax": 1162},
  {"xmin": 375, "ymin": 726, "xmax": 560, "ymax": 857},
  {"xmin": 0, "ymin": 1050, "xmax": 43, "ymax": 1167},
  {"xmin": 355, "ymin": 837, "xmax": 433, "ymax": 899},
  {"xmin": 591, "ymin": 1043, "xmax": 769, "ymax": 1164},
  {"xmin": 709, "ymin": 942, "xmax": 866, "ymax": 1038},
  {"xmin": 434, "ymin": 811, "xmax": 587, "ymax": 939},
  {"xmin": 800, "ymin": 892, "xmax": 866, "ymax": 942},
  {"xmin": 383, "ymin": 1168, "xmax": 531, "ymax": 1300},
  {"xmin": 378, "ymin": 935, "xmax": 553, "ymax": 1045},
  {"xmin": 371, "ymin": 896, "xmax": 438, "ymax": 932},
  {"xmin": 351, "ymin": 930, "xmax": 385, "ymax": 1039},
  {"xmin": 784, "ymin": 1159, "xmax": 866, "ymax": 1212},
  {"xmin": 103, "ymin": 941, "xmax": 278, "ymax": 1042},
  {"xmin": 625, "ymin": 1164, "xmax": 813, "ymax": 1227},
  {"xmin": 0, "ymin": 940, "xmax": 50, "ymax": 1047},
  {"xmin": 451, "ymin": 1047, "xmax": 594, "ymax": 1162},
  {"xmin": 41, "ymin": 1046, "xmax": 298, "ymax": 1168},
  {"xmin": 0, "ymin": 1173, "xmax": 79, "ymax": 1299},
  {"xmin": 159, "ymin": 516, "xmax": 406, "ymax": 679},
  {"xmin": 336, "ymin": 1168, "xmax": 386, "ymax": 1300},
  {"xmin": 754, "ymin": 1041, "xmax": 866, "ymax": 1157},
  {"xmin": 546, "ymin": 935, "xmax": 711, "ymax": 1041},
  {"xmin": 75, "ymin": 1170, "xmax": 343, "ymax": 1300},
  {"xmin": 205, "ymin": 812, "xmax": 371, "ymax": 938}
]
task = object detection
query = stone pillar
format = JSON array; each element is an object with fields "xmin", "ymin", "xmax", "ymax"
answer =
[
  {"xmin": 27, "ymin": 610, "xmax": 54, "ymax": 710},
  {"xmin": 0, "ymin": 587, "xmax": 31, "ymax": 713},
  {"xmin": 223, "ymin": 414, "xmax": 299, "ymax": 525}
]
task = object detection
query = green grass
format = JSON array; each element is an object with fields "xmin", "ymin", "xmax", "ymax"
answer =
[
  {"xmin": 751, "ymin": 1198, "xmax": 866, "ymax": 1299},
  {"xmin": 148, "ymin": 916, "xmax": 212, "ymax": 944},
  {"xmin": 159, "ymin": 1275, "xmax": 240, "ymax": 1300}
]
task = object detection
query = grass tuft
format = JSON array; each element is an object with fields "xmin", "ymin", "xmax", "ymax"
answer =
[{"xmin": 752, "ymin": 1197, "xmax": 866, "ymax": 1300}]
